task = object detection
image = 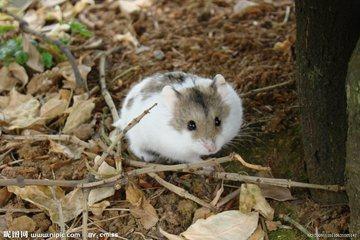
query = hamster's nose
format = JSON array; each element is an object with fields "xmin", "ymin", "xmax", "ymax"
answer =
[{"xmin": 201, "ymin": 140, "xmax": 216, "ymax": 153}]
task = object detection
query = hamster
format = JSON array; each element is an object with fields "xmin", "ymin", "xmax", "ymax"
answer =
[{"xmin": 113, "ymin": 71, "xmax": 243, "ymax": 163}]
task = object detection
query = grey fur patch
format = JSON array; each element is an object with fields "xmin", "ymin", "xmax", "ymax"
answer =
[
  {"xmin": 141, "ymin": 71, "xmax": 192, "ymax": 100},
  {"xmin": 126, "ymin": 97, "xmax": 135, "ymax": 109},
  {"xmin": 170, "ymin": 85, "xmax": 230, "ymax": 140}
]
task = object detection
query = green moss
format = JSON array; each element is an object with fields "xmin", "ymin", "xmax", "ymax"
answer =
[{"xmin": 269, "ymin": 229, "xmax": 303, "ymax": 240}]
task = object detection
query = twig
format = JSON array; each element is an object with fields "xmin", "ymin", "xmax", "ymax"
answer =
[
  {"xmin": 2, "ymin": 134, "xmax": 93, "ymax": 149},
  {"xmin": 0, "ymin": 159, "xmax": 23, "ymax": 170},
  {"xmin": 82, "ymin": 189, "xmax": 90, "ymax": 240},
  {"xmin": 148, "ymin": 172, "xmax": 215, "ymax": 210},
  {"xmin": 260, "ymin": 217, "xmax": 270, "ymax": 240},
  {"xmin": 281, "ymin": 6, "xmax": 291, "ymax": 25},
  {"xmin": 0, "ymin": 8, "xmax": 87, "ymax": 91},
  {"xmin": 240, "ymin": 79, "xmax": 295, "ymax": 97},
  {"xmin": 126, "ymin": 155, "xmax": 232, "ymax": 175},
  {"xmin": 99, "ymin": 55, "xmax": 120, "ymax": 122},
  {"xmin": 0, "ymin": 208, "xmax": 42, "ymax": 213},
  {"xmin": 93, "ymin": 103, "xmax": 157, "ymax": 170},
  {"xmin": 232, "ymin": 154, "xmax": 271, "ymax": 172},
  {"xmin": 51, "ymin": 186, "xmax": 66, "ymax": 240},
  {"xmin": 216, "ymin": 188, "xmax": 241, "ymax": 208},
  {"xmin": 67, "ymin": 214, "xmax": 129, "ymax": 233},
  {"xmin": 279, "ymin": 214, "xmax": 315, "ymax": 240}
]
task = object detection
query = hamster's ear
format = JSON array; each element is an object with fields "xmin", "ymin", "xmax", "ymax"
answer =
[
  {"xmin": 161, "ymin": 86, "xmax": 179, "ymax": 110},
  {"xmin": 212, "ymin": 74, "xmax": 228, "ymax": 98}
]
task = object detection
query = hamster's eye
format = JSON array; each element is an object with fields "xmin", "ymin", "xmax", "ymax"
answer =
[
  {"xmin": 214, "ymin": 117, "xmax": 221, "ymax": 127},
  {"xmin": 187, "ymin": 120, "xmax": 197, "ymax": 131}
]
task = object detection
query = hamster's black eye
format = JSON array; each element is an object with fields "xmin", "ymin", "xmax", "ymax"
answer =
[
  {"xmin": 187, "ymin": 120, "xmax": 197, "ymax": 131},
  {"xmin": 214, "ymin": 117, "xmax": 221, "ymax": 127}
]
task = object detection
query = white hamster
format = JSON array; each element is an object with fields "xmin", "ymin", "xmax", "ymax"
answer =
[{"xmin": 113, "ymin": 72, "xmax": 243, "ymax": 163}]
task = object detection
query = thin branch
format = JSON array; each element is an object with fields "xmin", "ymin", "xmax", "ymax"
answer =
[
  {"xmin": 50, "ymin": 186, "xmax": 66, "ymax": 240},
  {"xmin": 82, "ymin": 189, "xmax": 90, "ymax": 240},
  {"xmin": 232, "ymin": 154, "xmax": 271, "ymax": 172},
  {"xmin": 148, "ymin": 172, "xmax": 214, "ymax": 210},
  {"xmin": 240, "ymin": 79, "xmax": 295, "ymax": 98},
  {"xmin": 279, "ymin": 214, "xmax": 315, "ymax": 239},
  {"xmin": 216, "ymin": 188, "xmax": 241, "ymax": 208},
  {"xmin": 0, "ymin": 8, "xmax": 87, "ymax": 91},
  {"xmin": 2, "ymin": 134, "xmax": 94, "ymax": 149},
  {"xmin": 93, "ymin": 103, "xmax": 157, "ymax": 170},
  {"xmin": 99, "ymin": 55, "xmax": 120, "ymax": 122}
]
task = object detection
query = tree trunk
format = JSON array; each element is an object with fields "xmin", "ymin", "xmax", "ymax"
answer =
[
  {"xmin": 295, "ymin": 0, "xmax": 360, "ymax": 203},
  {"xmin": 346, "ymin": 38, "xmax": 360, "ymax": 233}
]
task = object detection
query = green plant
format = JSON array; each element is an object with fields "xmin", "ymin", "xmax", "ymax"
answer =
[{"xmin": 70, "ymin": 21, "xmax": 92, "ymax": 38}]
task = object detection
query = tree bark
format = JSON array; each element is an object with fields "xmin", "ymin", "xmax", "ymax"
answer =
[
  {"xmin": 295, "ymin": 0, "xmax": 360, "ymax": 203},
  {"xmin": 346, "ymin": 38, "xmax": 360, "ymax": 233}
]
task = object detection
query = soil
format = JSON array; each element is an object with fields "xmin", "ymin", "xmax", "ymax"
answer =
[{"xmin": 0, "ymin": 0, "xmax": 349, "ymax": 239}]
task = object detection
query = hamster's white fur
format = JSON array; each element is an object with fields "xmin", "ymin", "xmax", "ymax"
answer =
[{"xmin": 113, "ymin": 72, "xmax": 243, "ymax": 163}]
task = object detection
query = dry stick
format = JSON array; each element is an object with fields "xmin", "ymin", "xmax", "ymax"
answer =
[
  {"xmin": 127, "ymin": 155, "xmax": 233, "ymax": 175},
  {"xmin": 0, "ymin": 159, "xmax": 23, "ymax": 170},
  {"xmin": 99, "ymin": 55, "xmax": 120, "ymax": 122},
  {"xmin": 0, "ymin": 9, "xmax": 87, "ymax": 91},
  {"xmin": 233, "ymin": 154, "xmax": 271, "ymax": 172},
  {"xmin": 93, "ymin": 103, "xmax": 157, "ymax": 170},
  {"xmin": 2, "ymin": 134, "xmax": 93, "ymax": 149},
  {"xmin": 0, "ymin": 208, "xmax": 42, "ymax": 213},
  {"xmin": 216, "ymin": 188, "xmax": 241, "ymax": 208},
  {"xmin": 82, "ymin": 189, "xmax": 90, "ymax": 240},
  {"xmin": 50, "ymin": 186, "xmax": 66, "ymax": 240},
  {"xmin": 148, "ymin": 172, "xmax": 214, "ymax": 210},
  {"xmin": 240, "ymin": 79, "xmax": 295, "ymax": 98},
  {"xmin": 279, "ymin": 214, "xmax": 315, "ymax": 239}
]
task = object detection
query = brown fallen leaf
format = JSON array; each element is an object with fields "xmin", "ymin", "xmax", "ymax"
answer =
[
  {"xmin": 8, "ymin": 186, "xmax": 84, "ymax": 225},
  {"xmin": 58, "ymin": 62, "xmax": 91, "ymax": 89},
  {"xmin": 89, "ymin": 200, "xmax": 110, "ymax": 217},
  {"xmin": 9, "ymin": 216, "xmax": 36, "ymax": 232},
  {"xmin": 126, "ymin": 182, "xmax": 159, "ymax": 229},
  {"xmin": 22, "ymin": 33, "xmax": 44, "ymax": 72},
  {"xmin": 119, "ymin": 0, "xmax": 153, "ymax": 14},
  {"xmin": 233, "ymin": 0, "xmax": 261, "ymax": 17},
  {"xmin": 239, "ymin": 184, "xmax": 274, "ymax": 220},
  {"xmin": 49, "ymin": 141, "xmax": 83, "ymax": 159},
  {"xmin": 257, "ymin": 172, "xmax": 294, "ymax": 201},
  {"xmin": 63, "ymin": 95, "xmax": 95, "ymax": 134},
  {"xmin": 192, "ymin": 207, "xmax": 213, "ymax": 223},
  {"xmin": 0, "ymin": 63, "xmax": 28, "ymax": 92},
  {"xmin": 26, "ymin": 68, "xmax": 62, "ymax": 95},
  {"xmin": 161, "ymin": 211, "xmax": 259, "ymax": 240},
  {"xmin": 265, "ymin": 220, "xmax": 280, "ymax": 232},
  {"xmin": 1, "ymin": 89, "xmax": 43, "ymax": 130},
  {"xmin": 248, "ymin": 224, "xmax": 265, "ymax": 240},
  {"xmin": 40, "ymin": 94, "xmax": 68, "ymax": 120},
  {"xmin": 0, "ymin": 187, "xmax": 12, "ymax": 206}
]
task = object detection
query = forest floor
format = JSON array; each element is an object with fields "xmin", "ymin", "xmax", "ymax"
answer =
[{"xmin": 0, "ymin": 0, "xmax": 349, "ymax": 239}]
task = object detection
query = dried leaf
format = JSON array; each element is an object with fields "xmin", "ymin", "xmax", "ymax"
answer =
[
  {"xmin": 89, "ymin": 200, "xmax": 110, "ymax": 217},
  {"xmin": 22, "ymin": 34, "xmax": 44, "ymax": 72},
  {"xmin": 26, "ymin": 68, "xmax": 62, "ymax": 95},
  {"xmin": 58, "ymin": 62, "xmax": 91, "ymax": 89},
  {"xmin": 233, "ymin": 0, "xmax": 260, "ymax": 16},
  {"xmin": 49, "ymin": 141, "xmax": 83, "ymax": 159},
  {"xmin": 1, "ymin": 89, "xmax": 42, "ymax": 130},
  {"xmin": 8, "ymin": 186, "xmax": 84, "ymax": 224},
  {"xmin": 40, "ymin": 94, "xmax": 68, "ymax": 120},
  {"xmin": 114, "ymin": 32, "xmax": 139, "ymax": 47},
  {"xmin": 0, "ymin": 63, "xmax": 28, "ymax": 91},
  {"xmin": 248, "ymin": 225, "xmax": 265, "ymax": 240},
  {"xmin": 0, "ymin": 187, "xmax": 12, "ymax": 206},
  {"xmin": 239, "ymin": 184, "xmax": 274, "ymax": 220},
  {"xmin": 193, "ymin": 207, "xmax": 213, "ymax": 223},
  {"xmin": 257, "ymin": 172, "xmax": 294, "ymax": 201},
  {"xmin": 265, "ymin": 220, "xmax": 279, "ymax": 232},
  {"xmin": 71, "ymin": 123, "xmax": 94, "ymax": 140},
  {"xmin": 119, "ymin": 0, "xmax": 152, "ymax": 14},
  {"xmin": 9, "ymin": 216, "xmax": 36, "ymax": 232},
  {"xmin": 126, "ymin": 182, "xmax": 158, "ymax": 229},
  {"xmin": 161, "ymin": 211, "xmax": 259, "ymax": 240},
  {"xmin": 63, "ymin": 97, "xmax": 95, "ymax": 134},
  {"xmin": 23, "ymin": 9, "xmax": 45, "ymax": 30},
  {"xmin": 88, "ymin": 187, "xmax": 115, "ymax": 206}
]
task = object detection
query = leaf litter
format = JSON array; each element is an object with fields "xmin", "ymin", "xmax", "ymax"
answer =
[{"xmin": 0, "ymin": 0, "xmax": 349, "ymax": 239}]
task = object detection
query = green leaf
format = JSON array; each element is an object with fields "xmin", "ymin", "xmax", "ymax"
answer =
[
  {"xmin": 0, "ymin": 25, "xmax": 16, "ymax": 35},
  {"xmin": 41, "ymin": 51, "xmax": 53, "ymax": 69},
  {"xmin": 0, "ymin": 37, "xmax": 23, "ymax": 65},
  {"xmin": 14, "ymin": 50, "xmax": 29, "ymax": 65},
  {"xmin": 70, "ymin": 21, "xmax": 93, "ymax": 38}
]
